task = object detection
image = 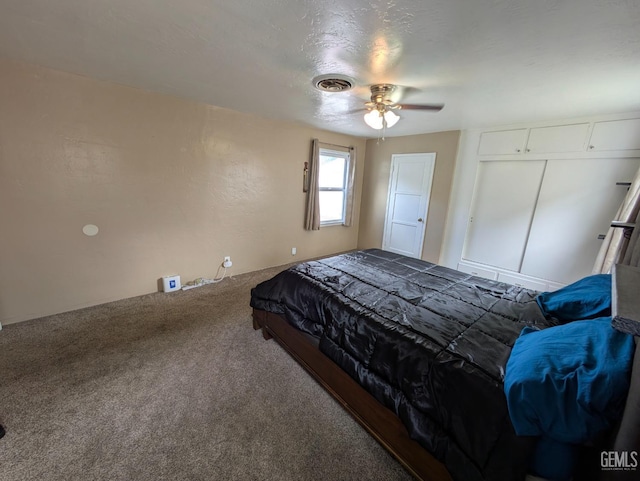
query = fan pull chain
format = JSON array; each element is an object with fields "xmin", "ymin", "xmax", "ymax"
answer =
[{"xmin": 381, "ymin": 114, "xmax": 387, "ymax": 141}]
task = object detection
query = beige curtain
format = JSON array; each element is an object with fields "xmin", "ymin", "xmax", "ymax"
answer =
[
  {"xmin": 343, "ymin": 146, "xmax": 356, "ymax": 227},
  {"xmin": 304, "ymin": 139, "xmax": 321, "ymax": 230},
  {"xmin": 593, "ymin": 165, "xmax": 640, "ymax": 273}
]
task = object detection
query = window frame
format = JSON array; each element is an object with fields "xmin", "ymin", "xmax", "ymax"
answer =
[{"xmin": 318, "ymin": 147, "xmax": 351, "ymax": 226}]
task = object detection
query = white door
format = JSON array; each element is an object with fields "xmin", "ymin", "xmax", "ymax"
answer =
[
  {"xmin": 382, "ymin": 153, "xmax": 436, "ymax": 258},
  {"xmin": 520, "ymin": 157, "xmax": 640, "ymax": 284},
  {"xmin": 462, "ymin": 160, "xmax": 547, "ymax": 271}
]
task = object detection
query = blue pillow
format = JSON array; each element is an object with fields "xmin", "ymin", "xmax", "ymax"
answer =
[
  {"xmin": 536, "ymin": 274, "xmax": 611, "ymax": 322},
  {"xmin": 504, "ymin": 318, "xmax": 634, "ymax": 444}
]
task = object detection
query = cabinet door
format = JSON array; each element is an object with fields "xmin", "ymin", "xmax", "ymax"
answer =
[
  {"xmin": 477, "ymin": 129, "xmax": 528, "ymax": 155},
  {"xmin": 526, "ymin": 123, "xmax": 589, "ymax": 153},
  {"xmin": 463, "ymin": 160, "xmax": 546, "ymax": 271},
  {"xmin": 588, "ymin": 119, "xmax": 640, "ymax": 151},
  {"xmin": 520, "ymin": 158, "xmax": 640, "ymax": 284}
]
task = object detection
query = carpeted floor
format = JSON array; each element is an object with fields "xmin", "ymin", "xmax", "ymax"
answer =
[{"xmin": 0, "ymin": 265, "xmax": 412, "ymax": 481}]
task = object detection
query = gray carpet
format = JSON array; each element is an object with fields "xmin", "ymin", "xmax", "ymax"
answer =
[{"xmin": 0, "ymin": 265, "xmax": 411, "ymax": 481}]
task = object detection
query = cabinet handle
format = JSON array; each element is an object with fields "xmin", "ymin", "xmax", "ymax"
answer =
[
  {"xmin": 526, "ymin": 148, "xmax": 531, "ymax": 152},
  {"xmin": 589, "ymin": 145, "xmax": 595, "ymax": 149},
  {"xmin": 515, "ymin": 149, "xmax": 521, "ymax": 152},
  {"xmin": 597, "ymin": 234, "xmax": 606, "ymax": 240},
  {"xmin": 616, "ymin": 182, "xmax": 632, "ymax": 187}
]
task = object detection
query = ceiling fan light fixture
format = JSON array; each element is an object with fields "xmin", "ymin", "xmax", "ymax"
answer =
[
  {"xmin": 360, "ymin": 83, "xmax": 443, "ymax": 132},
  {"xmin": 364, "ymin": 109, "xmax": 400, "ymax": 130},
  {"xmin": 364, "ymin": 110, "xmax": 384, "ymax": 130},
  {"xmin": 383, "ymin": 110, "xmax": 399, "ymax": 128}
]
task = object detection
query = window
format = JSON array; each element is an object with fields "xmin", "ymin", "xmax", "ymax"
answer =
[{"xmin": 318, "ymin": 148, "xmax": 350, "ymax": 225}]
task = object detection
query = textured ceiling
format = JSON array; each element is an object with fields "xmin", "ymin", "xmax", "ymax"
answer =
[{"xmin": 0, "ymin": 0, "xmax": 639, "ymax": 138}]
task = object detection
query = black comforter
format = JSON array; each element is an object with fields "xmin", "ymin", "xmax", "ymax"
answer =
[{"xmin": 250, "ymin": 249, "xmax": 556, "ymax": 481}]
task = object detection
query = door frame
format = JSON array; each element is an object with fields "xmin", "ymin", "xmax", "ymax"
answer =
[{"xmin": 382, "ymin": 153, "xmax": 436, "ymax": 259}]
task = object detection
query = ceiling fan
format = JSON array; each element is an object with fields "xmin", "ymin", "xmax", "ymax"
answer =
[{"xmin": 362, "ymin": 84, "xmax": 444, "ymax": 130}]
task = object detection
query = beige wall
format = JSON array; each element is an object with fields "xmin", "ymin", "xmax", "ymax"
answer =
[
  {"xmin": 357, "ymin": 131, "xmax": 460, "ymax": 263},
  {"xmin": 0, "ymin": 58, "xmax": 366, "ymax": 324}
]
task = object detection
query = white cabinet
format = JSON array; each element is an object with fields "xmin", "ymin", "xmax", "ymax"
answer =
[
  {"xmin": 477, "ymin": 124, "xmax": 589, "ymax": 156},
  {"xmin": 477, "ymin": 122, "xmax": 633, "ymax": 156},
  {"xmin": 457, "ymin": 261, "xmax": 566, "ymax": 291},
  {"xmin": 462, "ymin": 154, "xmax": 640, "ymax": 284},
  {"xmin": 450, "ymin": 114, "xmax": 640, "ymax": 290},
  {"xmin": 477, "ymin": 129, "xmax": 527, "ymax": 155},
  {"xmin": 462, "ymin": 116, "xmax": 640, "ymax": 285},
  {"xmin": 456, "ymin": 262, "xmax": 498, "ymax": 280},
  {"xmin": 588, "ymin": 119, "xmax": 640, "ymax": 151},
  {"xmin": 497, "ymin": 272, "xmax": 548, "ymax": 291},
  {"xmin": 526, "ymin": 124, "xmax": 589, "ymax": 153},
  {"xmin": 463, "ymin": 160, "xmax": 546, "ymax": 271},
  {"xmin": 520, "ymin": 158, "xmax": 640, "ymax": 284}
]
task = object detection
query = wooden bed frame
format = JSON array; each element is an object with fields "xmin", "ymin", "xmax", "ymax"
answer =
[
  {"xmin": 253, "ymin": 311, "xmax": 640, "ymax": 481},
  {"xmin": 252, "ymin": 308, "xmax": 453, "ymax": 481}
]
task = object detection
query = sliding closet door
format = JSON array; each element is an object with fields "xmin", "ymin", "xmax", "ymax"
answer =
[
  {"xmin": 520, "ymin": 157, "xmax": 640, "ymax": 284},
  {"xmin": 462, "ymin": 160, "xmax": 546, "ymax": 271}
]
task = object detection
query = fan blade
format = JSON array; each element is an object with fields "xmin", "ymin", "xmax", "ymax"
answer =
[
  {"xmin": 345, "ymin": 107, "xmax": 368, "ymax": 115},
  {"xmin": 398, "ymin": 103, "xmax": 444, "ymax": 111},
  {"xmin": 392, "ymin": 85, "xmax": 421, "ymax": 102}
]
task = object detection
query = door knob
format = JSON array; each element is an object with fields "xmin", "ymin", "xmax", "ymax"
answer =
[{"xmin": 418, "ymin": 218, "xmax": 423, "ymax": 222}]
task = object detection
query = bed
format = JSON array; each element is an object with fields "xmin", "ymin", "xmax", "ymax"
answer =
[{"xmin": 250, "ymin": 249, "xmax": 639, "ymax": 481}]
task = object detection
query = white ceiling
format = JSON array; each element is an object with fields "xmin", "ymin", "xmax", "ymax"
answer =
[{"xmin": 0, "ymin": 0, "xmax": 639, "ymax": 138}]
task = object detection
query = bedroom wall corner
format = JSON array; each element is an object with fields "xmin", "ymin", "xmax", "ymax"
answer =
[{"xmin": 356, "ymin": 130, "xmax": 461, "ymax": 263}]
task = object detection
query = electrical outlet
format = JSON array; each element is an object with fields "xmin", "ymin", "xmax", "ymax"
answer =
[
  {"xmin": 223, "ymin": 256, "xmax": 233, "ymax": 268},
  {"xmin": 291, "ymin": 247, "xmax": 297, "ymax": 256}
]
